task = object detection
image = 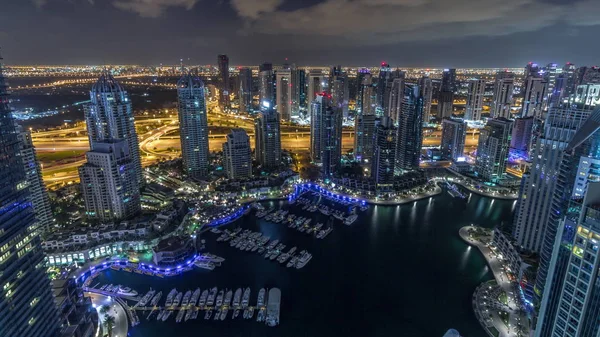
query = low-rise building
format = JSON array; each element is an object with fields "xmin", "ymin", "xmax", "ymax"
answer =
[
  {"xmin": 54, "ymin": 278, "xmax": 98, "ymax": 337},
  {"xmin": 152, "ymin": 236, "xmax": 196, "ymax": 266}
]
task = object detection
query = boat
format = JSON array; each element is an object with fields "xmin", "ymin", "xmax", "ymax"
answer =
[
  {"xmin": 181, "ymin": 291, "xmax": 192, "ymax": 307},
  {"xmin": 257, "ymin": 308, "xmax": 266, "ymax": 322},
  {"xmin": 173, "ymin": 292, "xmax": 183, "ymax": 307},
  {"xmin": 176, "ymin": 309, "xmax": 185, "ymax": 323},
  {"xmin": 165, "ymin": 289, "xmax": 177, "ymax": 307},
  {"xmin": 215, "ymin": 290, "xmax": 224, "ymax": 307},
  {"xmin": 344, "ymin": 214, "xmax": 358, "ymax": 226},
  {"xmin": 247, "ymin": 306, "xmax": 255, "ymax": 319},
  {"xmin": 206, "ymin": 287, "xmax": 217, "ymax": 306},
  {"xmin": 233, "ymin": 288, "xmax": 242, "ymax": 308},
  {"xmin": 242, "ymin": 287, "xmax": 251, "ymax": 308},
  {"xmin": 199, "ymin": 289, "xmax": 209, "ymax": 306},
  {"xmin": 266, "ymin": 288, "xmax": 281, "ymax": 327},
  {"xmin": 156, "ymin": 309, "xmax": 165, "ymax": 321},
  {"xmin": 191, "ymin": 309, "xmax": 199, "ymax": 320},
  {"xmin": 204, "ymin": 309, "xmax": 212, "ymax": 320},
  {"xmin": 288, "ymin": 247, "xmax": 297, "ymax": 255},
  {"xmin": 317, "ymin": 227, "xmax": 333, "ymax": 239},
  {"xmin": 220, "ymin": 307, "xmax": 228, "ymax": 321},
  {"xmin": 287, "ymin": 256, "xmax": 298, "ymax": 268},
  {"xmin": 161, "ymin": 310, "xmax": 172, "ymax": 322},
  {"xmin": 224, "ymin": 290, "xmax": 233, "ymax": 306},
  {"xmin": 295, "ymin": 251, "xmax": 312, "ymax": 269},
  {"xmin": 137, "ymin": 289, "xmax": 155, "ymax": 307},
  {"xmin": 185, "ymin": 308, "xmax": 194, "ymax": 322},
  {"xmin": 190, "ymin": 288, "xmax": 201, "ymax": 307},
  {"xmin": 214, "ymin": 308, "xmax": 221, "ymax": 321},
  {"xmin": 150, "ymin": 291, "xmax": 162, "ymax": 306},
  {"xmin": 257, "ymin": 288, "xmax": 266, "ymax": 307},
  {"xmin": 195, "ymin": 260, "xmax": 216, "ymax": 270}
]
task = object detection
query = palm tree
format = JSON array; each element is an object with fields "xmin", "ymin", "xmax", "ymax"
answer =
[
  {"xmin": 99, "ymin": 305, "xmax": 111, "ymax": 315},
  {"xmin": 103, "ymin": 314, "xmax": 116, "ymax": 337}
]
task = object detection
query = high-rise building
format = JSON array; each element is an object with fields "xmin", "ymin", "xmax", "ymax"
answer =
[
  {"xmin": 376, "ymin": 62, "xmax": 392, "ymax": 111},
  {"xmin": 441, "ymin": 68, "xmax": 457, "ymax": 92},
  {"xmin": 510, "ymin": 116, "xmax": 534, "ymax": 152},
  {"xmin": 382, "ymin": 70, "xmax": 405, "ymax": 118},
  {"xmin": 275, "ymin": 67, "xmax": 292, "ymax": 121},
  {"xmin": 491, "ymin": 71, "xmax": 515, "ymax": 119},
  {"xmin": 524, "ymin": 62, "xmax": 541, "ymax": 78},
  {"xmin": 359, "ymin": 74, "xmax": 377, "ymax": 116},
  {"xmin": 259, "ymin": 63, "xmax": 275, "ymax": 111},
  {"xmin": 0, "ymin": 56, "xmax": 60, "ymax": 337},
  {"xmin": 418, "ymin": 76, "xmax": 433, "ymax": 123},
  {"xmin": 563, "ymin": 62, "xmax": 577, "ymax": 99},
  {"xmin": 512, "ymin": 108, "xmax": 589, "ymax": 253},
  {"xmin": 549, "ymin": 73, "xmax": 569, "ymax": 109},
  {"xmin": 16, "ymin": 125, "xmax": 54, "ymax": 231},
  {"xmin": 437, "ymin": 69, "xmax": 456, "ymax": 120},
  {"xmin": 217, "ymin": 54, "xmax": 230, "ymax": 108},
  {"xmin": 177, "ymin": 71, "xmax": 210, "ymax": 179},
  {"xmin": 321, "ymin": 100, "xmax": 343, "ymax": 177},
  {"xmin": 535, "ymin": 108, "xmax": 600, "ymax": 337},
  {"xmin": 329, "ymin": 65, "xmax": 349, "ymax": 118},
  {"xmin": 291, "ymin": 67, "xmax": 305, "ymax": 117},
  {"xmin": 310, "ymin": 94, "xmax": 327, "ymax": 163},
  {"xmin": 571, "ymin": 84, "xmax": 600, "ymax": 109},
  {"xmin": 521, "ymin": 76, "xmax": 548, "ymax": 118},
  {"xmin": 354, "ymin": 113, "xmax": 377, "ymax": 163},
  {"xmin": 372, "ymin": 116, "xmax": 397, "ymax": 189},
  {"xmin": 222, "ymin": 128, "xmax": 252, "ymax": 179},
  {"xmin": 238, "ymin": 67, "xmax": 253, "ymax": 114},
  {"xmin": 79, "ymin": 140, "xmax": 141, "ymax": 222},
  {"xmin": 543, "ymin": 63, "xmax": 560, "ymax": 109},
  {"xmin": 254, "ymin": 106, "xmax": 281, "ymax": 169},
  {"xmin": 356, "ymin": 69, "xmax": 371, "ymax": 113},
  {"xmin": 441, "ymin": 117, "xmax": 467, "ymax": 161},
  {"xmin": 387, "ymin": 78, "xmax": 404, "ymax": 122},
  {"xmin": 307, "ymin": 69, "xmax": 326, "ymax": 116},
  {"xmin": 465, "ymin": 79, "xmax": 486, "ymax": 121},
  {"xmin": 395, "ymin": 83, "xmax": 424, "ymax": 173},
  {"xmin": 475, "ymin": 118, "xmax": 513, "ymax": 182},
  {"xmin": 84, "ymin": 71, "xmax": 143, "ymax": 186}
]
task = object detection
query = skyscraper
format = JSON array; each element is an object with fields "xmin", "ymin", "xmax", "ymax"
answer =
[
  {"xmin": 563, "ymin": 62, "xmax": 577, "ymax": 99},
  {"xmin": 79, "ymin": 140, "xmax": 141, "ymax": 222},
  {"xmin": 259, "ymin": 63, "xmax": 275, "ymax": 111},
  {"xmin": 395, "ymin": 83, "xmax": 424, "ymax": 173},
  {"xmin": 387, "ymin": 77, "xmax": 404, "ymax": 122},
  {"xmin": 491, "ymin": 71, "xmax": 515, "ymax": 119},
  {"xmin": 222, "ymin": 128, "xmax": 252, "ymax": 179},
  {"xmin": 307, "ymin": 69, "xmax": 326, "ymax": 116},
  {"xmin": 521, "ymin": 76, "xmax": 548, "ymax": 118},
  {"xmin": 440, "ymin": 117, "xmax": 467, "ymax": 161},
  {"xmin": 254, "ymin": 106, "xmax": 281, "ymax": 169},
  {"xmin": 359, "ymin": 74, "xmax": 377, "ymax": 116},
  {"xmin": 291, "ymin": 67, "xmax": 305, "ymax": 117},
  {"xmin": 16, "ymin": 125, "xmax": 54, "ymax": 231},
  {"xmin": 510, "ymin": 116, "xmax": 534, "ymax": 152},
  {"xmin": 465, "ymin": 79, "xmax": 486, "ymax": 121},
  {"xmin": 329, "ymin": 65, "xmax": 349, "ymax": 118},
  {"xmin": 418, "ymin": 76, "xmax": 433, "ymax": 123},
  {"xmin": 0, "ymin": 54, "xmax": 60, "ymax": 337},
  {"xmin": 475, "ymin": 118, "xmax": 513, "ymax": 182},
  {"xmin": 84, "ymin": 71, "xmax": 143, "ymax": 186},
  {"xmin": 238, "ymin": 67, "xmax": 253, "ymax": 114},
  {"xmin": 512, "ymin": 108, "xmax": 589, "ymax": 253},
  {"xmin": 275, "ymin": 67, "xmax": 292, "ymax": 121},
  {"xmin": 437, "ymin": 69, "xmax": 456, "ymax": 120},
  {"xmin": 177, "ymin": 71, "xmax": 210, "ymax": 179},
  {"xmin": 310, "ymin": 94, "xmax": 327, "ymax": 163},
  {"xmin": 376, "ymin": 62, "xmax": 392, "ymax": 111},
  {"xmin": 217, "ymin": 54, "xmax": 230, "ymax": 108},
  {"xmin": 543, "ymin": 63, "xmax": 560, "ymax": 109},
  {"xmin": 372, "ymin": 116, "xmax": 397, "ymax": 189},
  {"xmin": 571, "ymin": 84, "xmax": 600, "ymax": 109},
  {"xmin": 354, "ymin": 114, "xmax": 377, "ymax": 163},
  {"xmin": 321, "ymin": 100, "xmax": 343, "ymax": 177}
]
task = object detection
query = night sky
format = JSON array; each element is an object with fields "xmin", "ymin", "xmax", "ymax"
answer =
[{"xmin": 1, "ymin": 0, "xmax": 599, "ymax": 67}]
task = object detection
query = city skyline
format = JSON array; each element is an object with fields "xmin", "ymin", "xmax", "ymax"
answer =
[{"xmin": 2, "ymin": 1, "xmax": 600, "ymax": 66}]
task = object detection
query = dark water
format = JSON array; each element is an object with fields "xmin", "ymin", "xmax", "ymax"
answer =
[{"xmin": 95, "ymin": 192, "xmax": 515, "ymax": 337}]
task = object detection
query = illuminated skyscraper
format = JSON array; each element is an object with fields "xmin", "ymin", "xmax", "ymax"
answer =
[
  {"xmin": 259, "ymin": 63, "xmax": 275, "ymax": 111},
  {"xmin": 521, "ymin": 76, "xmax": 547, "ymax": 118},
  {"xmin": 359, "ymin": 73, "xmax": 377, "ymax": 115},
  {"xmin": 217, "ymin": 54, "xmax": 230, "ymax": 108},
  {"xmin": 491, "ymin": 71, "xmax": 515, "ymax": 119},
  {"xmin": 84, "ymin": 71, "xmax": 143, "ymax": 186},
  {"xmin": 465, "ymin": 79, "xmax": 485, "ymax": 121},
  {"xmin": 441, "ymin": 118, "xmax": 466, "ymax": 161},
  {"xmin": 222, "ymin": 128, "xmax": 252, "ymax": 179},
  {"xmin": 254, "ymin": 106, "xmax": 281, "ymax": 169},
  {"xmin": 0, "ymin": 54, "xmax": 60, "ymax": 337},
  {"xmin": 238, "ymin": 67, "xmax": 253, "ymax": 114},
  {"xmin": 291, "ymin": 67, "xmax": 305, "ymax": 117},
  {"xmin": 376, "ymin": 62, "xmax": 392, "ymax": 111},
  {"xmin": 307, "ymin": 69, "xmax": 326, "ymax": 116},
  {"xmin": 475, "ymin": 118, "xmax": 513, "ymax": 182},
  {"xmin": 177, "ymin": 71, "xmax": 210, "ymax": 178},
  {"xmin": 354, "ymin": 114, "xmax": 377, "ymax": 163},
  {"xmin": 310, "ymin": 93, "xmax": 342, "ymax": 175},
  {"xmin": 329, "ymin": 65, "xmax": 349, "ymax": 118},
  {"xmin": 372, "ymin": 116, "xmax": 396, "ymax": 189},
  {"xmin": 395, "ymin": 83, "xmax": 424, "ymax": 173},
  {"xmin": 276, "ymin": 67, "xmax": 292, "ymax": 121},
  {"xmin": 387, "ymin": 78, "xmax": 404, "ymax": 122},
  {"xmin": 437, "ymin": 69, "xmax": 456, "ymax": 120},
  {"xmin": 418, "ymin": 76, "xmax": 433, "ymax": 123}
]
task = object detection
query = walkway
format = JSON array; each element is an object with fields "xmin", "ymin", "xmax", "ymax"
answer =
[
  {"xmin": 459, "ymin": 226, "xmax": 528, "ymax": 337},
  {"xmin": 87, "ymin": 292, "xmax": 129, "ymax": 337}
]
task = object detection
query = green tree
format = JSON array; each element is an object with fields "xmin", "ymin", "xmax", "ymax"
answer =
[
  {"xmin": 99, "ymin": 305, "xmax": 111, "ymax": 315},
  {"xmin": 103, "ymin": 314, "xmax": 116, "ymax": 337}
]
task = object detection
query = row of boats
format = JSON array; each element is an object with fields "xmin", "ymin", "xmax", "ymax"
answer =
[
  {"xmin": 98, "ymin": 284, "xmax": 138, "ymax": 296},
  {"xmin": 193, "ymin": 253, "xmax": 225, "ymax": 271},
  {"xmin": 295, "ymin": 196, "xmax": 360, "ymax": 225},
  {"xmin": 216, "ymin": 228, "xmax": 312, "ymax": 269},
  {"xmin": 138, "ymin": 287, "xmax": 270, "ymax": 323}
]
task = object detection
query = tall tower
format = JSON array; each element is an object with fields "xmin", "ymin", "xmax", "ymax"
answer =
[
  {"xmin": 465, "ymin": 79, "xmax": 485, "ymax": 121},
  {"xmin": 437, "ymin": 69, "xmax": 456, "ymax": 120},
  {"xmin": 395, "ymin": 83, "xmax": 424, "ymax": 173},
  {"xmin": 79, "ymin": 140, "xmax": 141, "ymax": 222},
  {"xmin": 372, "ymin": 116, "xmax": 397, "ymax": 189},
  {"xmin": 0, "ymin": 55, "xmax": 60, "ymax": 337},
  {"xmin": 222, "ymin": 128, "xmax": 252, "ymax": 179},
  {"xmin": 307, "ymin": 69, "xmax": 326, "ymax": 116},
  {"xmin": 562, "ymin": 62, "xmax": 577, "ymax": 99},
  {"xmin": 321, "ymin": 100, "xmax": 343, "ymax": 177},
  {"xmin": 376, "ymin": 62, "xmax": 392, "ymax": 111},
  {"xmin": 16, "ymin": 125, "xmax": 54, "ymax": 231},
  {"xmin": 387, "ymin": 78, "xmax": 404, "ymax": 122},
  {"xmin": 354, "ymin": 114, "xmax": 377, "ymax": 163},
  {"xmin": 217, "ymin": 54, "xmax": 230, "ymax": 108},
  {"xmin": 329, "ymin": 65, "xmax": 349, "ymax": 118},
  {"xmin": 521, "ymin": 76, "xmax": 548, "ymax": 118},
  {"xmin": 440, "ymin": 117, "xmax": 467, "ymax": 161},
  {"xmin": 491, "ymin": 71, "xmax": 515, "ymax": 119},
  {"xmin": 254, "ymin": 106, "xmax": 281, "ymax": 169},
  {"xmin": 259, "ymin": 63, "xmax": 275, "ymax": 111},
  {"xmin": 291, "ymin": 67, "xmax": 305, "ymax": 118},
  {"xmin": 475, "ymin": 118, "xmax": 513, "ymax": 182},
  {"xmin": 177, "ymin": 71, "xmax": 210, "ymax": 178},
  {"xmin": 275, "ymin": 67, "xmax": 292, "ymax": 121},
  {"xmin": 418, "ymin": 76, "xmax": 433, "ymax": 123},
  {"xmin": 84, "ymin": 70, "xmax": 143, "ymax": 186},
  {"xmin": 238, "ymin": 67, "xmax": 253, "ymax": 114},
  {"xmin": 359, "ymin": 73, "xmax": 377, "ymax": 115}
]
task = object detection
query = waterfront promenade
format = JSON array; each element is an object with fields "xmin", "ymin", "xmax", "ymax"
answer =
[
  {"xmin": 459, "ymin": 226, "xmax": 528, "ymax": 337},
  {"xmin": 88, "ymin": 292, "xmax": 129, "ymax": 337}
]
